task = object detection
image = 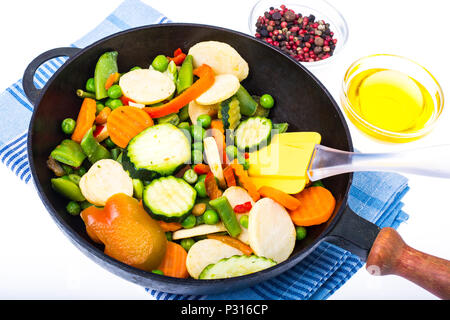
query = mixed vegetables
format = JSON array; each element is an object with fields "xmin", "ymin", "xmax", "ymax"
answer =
[{"xmin": 47, "ymin": 41, "xmax": 337, "ymax": 280}]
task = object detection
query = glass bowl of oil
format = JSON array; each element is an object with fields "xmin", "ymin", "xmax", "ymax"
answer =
[{"xmin": 341, "ymin": 54, "xmax": 444, "ymax": 143}]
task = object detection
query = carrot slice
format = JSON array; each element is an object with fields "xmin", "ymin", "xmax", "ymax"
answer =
[
  {"xmin": 193, "ymin": 163, "xmax": 210, "ymax": 175},
  {"xmin": 207, "ymin": 235, "xmax": 253, "ymax": 255},
  {"xmin": 230, "ymin": 163, "xmax": 260, "ymax": 202},
  {"xmin": 223, "ymin": 166, "xmax": 237, "ymax": 187},
  {"xmin": 106, "ymin": 106, "xmax": 154, "ymax": 148},
  {"xmin": 258, "ymin": 186, "xmax": 301, "ymax": 211},
  {"xmin": 288, "ymin": 186, "xmax": 336, "ymax": 226},
  {"xmin": 104, "ymin": 72, "xmax": 120, "ymax": 90},
  {"xmin": 157, "ymin": 241, "xmax": 189, "ymax": 278},
  {"xmin": 71, "ymin": 98, "xmax": 97, "ymax": 143},
  {"xmin": 95, "ymin": 107, "xmax": 111, "ymax": 125},
  {"xmin": 158, "ymin": 220, "xmax": 182, "ymax": 232},
  {"xmin": 210, "ymin": 119, "xmax": 228, "ymax": 163}
]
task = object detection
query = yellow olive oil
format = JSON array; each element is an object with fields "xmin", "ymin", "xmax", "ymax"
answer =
[{"xmin": 346, "ymin": 68, "xmax": 434, "ymax": 141}]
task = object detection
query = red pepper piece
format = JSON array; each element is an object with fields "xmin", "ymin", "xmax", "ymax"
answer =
[
  {"xmin": 233, "ymin": 201, "xmax": 253, "ymax": 213},
  {"xmin": 194, "ymin": 163, "xmax": 211, "ymax": 175}
]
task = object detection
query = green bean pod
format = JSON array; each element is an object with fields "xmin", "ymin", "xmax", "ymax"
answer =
[
  {"xmin": 50, "ymin": 139, "xmax": 86, "ymax": 168},
  {"xmin": 235, "ymin": 85, "xmax": 258, "ymax": 116},
  {"xmin": 209, "ymin": 196, "xmax": 241, "ymax": 238},
  {"xmin": 176, "ymin": 54, "xmax": 193, "ymax": 94},
  {"xmin": 51, "ymin": 178, "xmax": 85, "ymax": 202},
  {"xmin": 94, "ymin": 51, "xmax": 118, "ymax": 100},
  {"xmin": 80, "ymin": 128, "xmax": 111, "ymax": 164}
]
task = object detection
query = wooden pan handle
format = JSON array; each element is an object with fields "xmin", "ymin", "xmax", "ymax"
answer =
[{"xmin": 366, "ymin": 227, "xmax": 450, "ymax": 299}]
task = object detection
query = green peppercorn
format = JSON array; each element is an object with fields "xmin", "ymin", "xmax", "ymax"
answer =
[
  {"xmin": 61, "ymin": 118, "xmax": 76, "ymax": 135},
  {"xmin": 66, "ymin": 201, "xmax": 81, "ymax": 216}
]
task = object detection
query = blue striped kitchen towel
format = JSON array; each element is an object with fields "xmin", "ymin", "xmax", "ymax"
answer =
[{"xmin": 0, "ymin": 0, "xmax": 409, "ymax": 300}]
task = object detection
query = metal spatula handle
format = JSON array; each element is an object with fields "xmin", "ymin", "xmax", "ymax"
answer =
[{"xmin": 307, "ymin": 144, "xmax": 450, "ymax": 181}]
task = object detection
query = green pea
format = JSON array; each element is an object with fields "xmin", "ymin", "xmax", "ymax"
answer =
[
  {"xmin": 105, "ymin": 98, "xmax": 123, "ymax": 110},
  {"xmin": 130, "ymin": 66, "xmax": 141, "ymax": 71},
  {"xmin": 96, "ymin": 103, "xmax": 105, "ymax": 114},
  {"xmin": 85, "ymin": 77, "xmax": 95, "ymax": 93},
  {"xmin": 165, "ymin": 232, "xmax": 172, "ymax": 241},
  {"xmin": 197, "ymin": 114, "xmax": 211, "ymax": 128},
  {"xmin": 183, "ymin": 169, "xmax": 198, "ymax": 184},
  {"xmin": 152, "ymin": 269, "xmax": 164, "ymax": 275},
  {"xmin": 191, "ymin": 149, "xmax": 203, "ymax": 165},
  {"xmin": 192, "ymin": 141, "xmax": 203, "ymax": 152},
  {"xmin": 104, "ymin": 137, "xmax": 116, "ymax": 149},
  {"xmin": 194, "ymin": 181, "xmax": 207, "ymax": 198},
  {"xmin": 226, "ymin": 145, "xmax": 238, "ymax": 160},
  {"xmin": 239, "ymin": 215, "xmax": 249, "ymax": 229},
  {"xmin": 180, "ymin": 238, "xmax": 195, "ymax": 252},
  {"xmin": 61, "ymin": 118, "xmax": 76, "ymax": 135},
  {"xmin": 107, "ymin": 84, "xmax": 122, "ymax": 99},
  {"xmin": 260, "ymin": 94, "xmax": 275, "ymax": 109},
  {"xmin": 181, "ymin": 214, "xmax": 196, "ymax": 229},
  {"xmin": 151, "ymin": 55, "xmax": 169, "ymax": 72},
  {"xmin": 203, "ymin": 209, "xmax": 219, "ymax": 225},
  {"xmin": 178, "ymin": 121, "xmax": 190, "ymax": 131},
  {"xmin": 66, "ymin": 201, "xmax": 81, "ymax": 216},
  {"xmin": 190, "ymin": 124, "xmax": 205, "ymax": 142},
  {"xmin": 296, "ymin": 226, "xmax": 307, "ymax": 241}
]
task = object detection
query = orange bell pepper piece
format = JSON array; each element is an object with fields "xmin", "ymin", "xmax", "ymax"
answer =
[{"xmin": 80, "ymin": 194, "xmax": 167, "ymax": 272}]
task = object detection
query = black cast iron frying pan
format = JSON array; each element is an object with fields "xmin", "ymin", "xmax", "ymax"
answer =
[{"xmin": 24, "ymin": 24, "xmax": 450, "ymax": 298}]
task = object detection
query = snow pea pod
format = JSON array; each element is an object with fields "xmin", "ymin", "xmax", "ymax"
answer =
[
  {"xmin": 176, "ymin": 54, "xmax": 193, "ymax": 94},
  {"xmin": 209, "ymin": 196, "xmax": 241, "ymax": 238},
  {"xmin": 50, "ymin": 139, "xmax": 86, "ymax": 168},
  {"xmin": 94, "ymin": 51, "xmax": 118, "ymax": 100},
  {"xmin": 80, "ymin": 128, "xmax": 111, "ymax": 164},
  {"xmin": 235, "ymin": 85, "xmax": 258, "ymax": 116},
  {"xmin": 51, "ymin": 177, "xmax": 85, "ymax": 201}
]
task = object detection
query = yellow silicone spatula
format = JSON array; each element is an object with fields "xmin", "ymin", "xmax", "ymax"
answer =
[{"xmin": 249, "ymin": 132, "xmax": 450, "ymax": 194}]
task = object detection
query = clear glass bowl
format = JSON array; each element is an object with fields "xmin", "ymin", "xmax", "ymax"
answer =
[
  {"xmin": 341, "ymin": 54, "xmax": 444, "ymax": 143},
  {"xmin": 248, "ymin": 0, "xmax": 349, "ymax": 69}
]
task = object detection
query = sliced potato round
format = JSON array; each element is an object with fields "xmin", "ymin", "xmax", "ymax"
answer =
[
  {"xmin": 203, "ymin": 137, "xmax": 226, "ymax": 188},
  {"xmin": 172, "ymin": 223, "xmax": 227, "ymax": 240},
  {"xmin": 186, "ymin": 239, "xmax": 243, "ymax": 279},
  {"xmin": 195, "ymin": 74, "xmax": 240, "ymax": 105},
  {"xmin": 188, "ymin": 100, "xmax": 218, "ymax": 124},
  {"xmin": 79, "ymin": 159, "xmax": 133, "ymax": 206},
  {"xmin": 188, "ymin": 41, "xmax": 249, "ymax": 81},
  {"xmin": 223, "ymin": 186, "xmax": 255, "ymax": 244},
  {"xmin": 119, "ymin": 69, "xmax": 175, "ymax": 104},
  {"xmin": 248, "ymin": 198, "xmax": 296, "ymax": 263}
]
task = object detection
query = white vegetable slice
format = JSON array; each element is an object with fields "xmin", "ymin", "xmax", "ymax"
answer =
[
  {"xmin": 186, "ymin": 239, "xmax": 243, "ymax": 279},
  {"xmin": 188, "ymin": 41, "xmax": 249, "ymax": 81},
  {"xmin": 172, "ymin": 223, "xmax": 227, "ymax": 240},
  {"xmin": 222, "ymin": 186, "xmax": 255, "ymax": 245},
  {"xmin": 203, "ymin": 136, "xmax": 226, "ymax": 188},
  {"xmin": 188, "ymin": 100, "xmax": 218, "ymax": 124},
  {"xmin": 195, "ymin": 74, "xmax": 240, "ymax": 105},
  {"xmin": 79, "ymin": 159, "xmax": 133, "ymax": 206},
  {"xmin": 119, "ymin": 69, "xmax": 175, "ymax": 104},
  {"xmin": 248, "ymin": 198, "xmax": 296, "ymax": 263}
]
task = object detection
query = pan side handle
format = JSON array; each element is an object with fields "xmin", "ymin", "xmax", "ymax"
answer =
[
  {"xmin": 325, "ymin": 206, "xmax": 450, "ymax": 299},
  {"xmin": 22, "ymin": 47, "xmax": 81, "ymax": 106},
  {"xmin": 366, "ymin": 227, "xmax": 450, "ymax": 300}
]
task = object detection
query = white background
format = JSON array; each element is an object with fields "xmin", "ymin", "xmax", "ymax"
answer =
[{"xmin": 0, "ymin": 0, "xmax": 449, "ymax": 299}]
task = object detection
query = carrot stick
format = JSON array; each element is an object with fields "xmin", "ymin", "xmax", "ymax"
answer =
[
  {"xmin": 288, "ymin": 186, "xmax": 336, "ymax": 226},
  {"xmin": 106, "ymin": 106, "xmax": 154, "ymax": 148},
  {"xmin": 230, "ymin": 163, "xmax": 260, "ymax": 202},
  {"xmin": 71, "ymin": 98, "xmax": 97, "ymax": 143},
  {"xmin": 223, "ymin": 166, "xmax": 237, "ymax": 187},
  {"xmin": 95, "ymin": 107, "xmax": 111, "ymax": 125},
  {"xmin": 258, "ymin": 186, "xmax": 301, "ymax": 211},
  {"xmin": 205, "ymin": 171, "xmax": 222, "ymax": 200},
  {"xmin": 210, "ymin": 119, "xmax": 228, "ymax": 163},
  {"xmin": 157, "ymin": 241, "xmax": 189, "ymax": 278},
  {"xmin": 207, "ymin": 235, "xmax": 253, "ymax": 255},
  {"xmin": 158, "ymin": 220, "xmax": 182, "ymax": 232},
  {"xmin": 144, "ymin": 64, "xmax": 215, "ymax": 119},
  {"xmin": 104, "ymin": 72, "xmax": 120, "ymax": 90}
]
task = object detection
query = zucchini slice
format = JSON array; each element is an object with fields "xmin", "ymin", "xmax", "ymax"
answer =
[
  {"xmin": 199, "ymin": 255, "xmax": 276, "ymax": 279},
  {"xmin": 123, "ymin": 123, "xmax": 191, "ymax": 180},
  {"xmin": 143, "ymin": 176, "xmax": 196, "ymax": 222},
  {"xmin": 235, "ymin": 117, "xmax": 273, "ymax": 151}
]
